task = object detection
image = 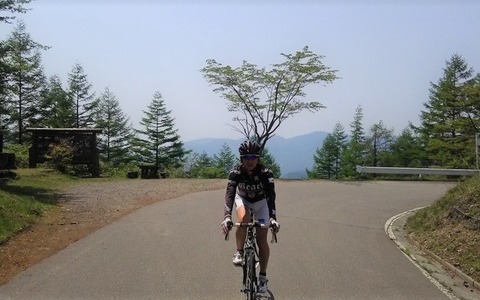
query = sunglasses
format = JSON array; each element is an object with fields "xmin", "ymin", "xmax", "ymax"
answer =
[{"xmin": 242, "ymin": 154, "xmax": 259, "ymax": 160}]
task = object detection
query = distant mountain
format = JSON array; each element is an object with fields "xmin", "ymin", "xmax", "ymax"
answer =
[{"xmin": 184, "ymin": 131, "xmax": 329, "ymax": 179}]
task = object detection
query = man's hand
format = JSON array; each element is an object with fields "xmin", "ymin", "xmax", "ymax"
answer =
[
  {"xmin": 270, "ymin": 218, "xmax": 280, "ymax": 234},
  {"xmin": 221, "ymin": 216, "xmax": 233, "ymax": 235}
]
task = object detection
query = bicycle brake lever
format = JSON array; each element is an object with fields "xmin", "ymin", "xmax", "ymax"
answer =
[{"xmin": 270, "ymin": 231, "xmax": 277, "ymax": 243}]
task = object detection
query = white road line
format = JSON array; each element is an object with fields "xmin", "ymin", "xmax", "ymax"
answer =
[{"xmin": 385, "ymin": 208, "xmax": 460, "ymax": 300}]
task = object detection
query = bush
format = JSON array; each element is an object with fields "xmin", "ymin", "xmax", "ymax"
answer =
[
  {"xmin": 44, "ymin": 140, "xmax": 75, "ymax": 174},
  {"xmin": 3, "ymin": 144, "xmax": 29, "ymax": 168}
]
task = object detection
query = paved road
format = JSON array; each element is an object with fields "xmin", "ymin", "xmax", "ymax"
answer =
[{"xmin": 0, "ymin": 180, "xmax": 456, "ymax": 300}]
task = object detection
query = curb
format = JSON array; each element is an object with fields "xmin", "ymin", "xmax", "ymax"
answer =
[{"xmin": 385, "ymin": 208, "xmax": 480, "ymax": 300}]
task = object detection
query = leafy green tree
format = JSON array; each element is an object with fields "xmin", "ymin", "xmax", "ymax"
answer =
[
  {"xmin": 340, "ymin": 105, "xmax": 367, "ymax": 178},
  {"xmin": 212, "ymin": 143, "xmax": 237, "ymax": 176},
  {"xmin": 415, "ymin": 54, "xmax": 479, "ymax": 168},
  {"xmin": 390, "ymin": 127, "xmax": 424, "ymax": 167},
  {"xmin": 92, "ymin": 87, "xmax": 135, "ymax": 165},
  {"xmin": 0, "ymin": 0, "xmax": 31, "ymax": 23},
  {"xmin": 3, "ymin": 21, "xmax": 48, "ymax": 144},
  {"xmin": 134, "ymin": 91, "xmax": 189, "ymax": 170},
  {"xmin": 309, "ymin": 122, "xmax": 346, "ymax": 179},
  {"xmin": 201, "ymin": 46, "xmax": 339, "ymax": 151},
  {"xmin": 39, "ymin": 75, "xmax": 75, "ymax": 128},
  {"xmin": 365, "ymin": 120, "xmax": 395, "ymax": 167},
  {"xmin": 67, "ymin": 62, "xmax": 96, "ymax": 128}
]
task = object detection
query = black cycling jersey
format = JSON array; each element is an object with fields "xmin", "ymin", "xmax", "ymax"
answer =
[{"xmin": 224, "ymin": 163, "xmax": 276, "ymax": 219}]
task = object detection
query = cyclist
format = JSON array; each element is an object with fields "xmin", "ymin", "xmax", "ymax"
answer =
[{"xmin": 221, "ymin": 140, "xmax": 280, "ymax": 293}]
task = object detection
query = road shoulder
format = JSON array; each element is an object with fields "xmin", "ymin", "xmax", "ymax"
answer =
[{"xmin": 386, "ymin": 208, "xmax": 480, "ymax": 300}]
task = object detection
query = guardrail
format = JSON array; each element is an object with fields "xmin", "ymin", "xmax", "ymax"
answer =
[{"xmin": 356, "ymin": 166, "xmax": 480, "ymax": 176}]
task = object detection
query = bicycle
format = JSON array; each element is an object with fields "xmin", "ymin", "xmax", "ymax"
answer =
[{"xmin": 225, "ymin": 211, "xmax": 277, "ymax": 300}]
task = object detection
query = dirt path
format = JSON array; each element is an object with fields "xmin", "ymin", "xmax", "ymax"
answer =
[{"xmin": 0, "ymin": 179, "xmax": 226, "ymax": 286}]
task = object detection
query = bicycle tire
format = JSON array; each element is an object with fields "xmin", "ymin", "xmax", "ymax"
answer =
[{"xmin": 244, "ymin": 250, "xmax": 256, "ymax": 300}]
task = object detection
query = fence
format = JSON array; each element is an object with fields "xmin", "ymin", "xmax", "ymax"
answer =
[{"xmin": 356, "ymin": 166, "xmax": 480, "ymax": 176}]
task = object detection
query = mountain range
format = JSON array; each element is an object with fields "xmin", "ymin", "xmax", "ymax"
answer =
[{"xmin": 184, "ymin": 131, "xmax": 329, "ymax": 179}]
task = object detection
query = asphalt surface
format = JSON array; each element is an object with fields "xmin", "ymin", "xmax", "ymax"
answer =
[{"xmin": 0, "ymin": 180, "xmax": 469, "ymax": 299}]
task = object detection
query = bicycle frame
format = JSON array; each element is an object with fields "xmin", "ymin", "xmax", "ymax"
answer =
[
  {"xmin": 239, "ymin": 219, "xmax": 262, "ymax": 299},
  {"xmin": 225, "ymin": 212, "xmax": 277, "ymax": 300}
]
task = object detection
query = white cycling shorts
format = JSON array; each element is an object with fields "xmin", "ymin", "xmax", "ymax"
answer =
[{"xmin": 234, "ymin": 194, "xmax": 269, "ymax": 226}]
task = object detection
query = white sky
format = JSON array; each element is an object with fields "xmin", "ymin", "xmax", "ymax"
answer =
[{"xmin": 1, "ymin": 0, "xmax": 480, "ymax": 141}]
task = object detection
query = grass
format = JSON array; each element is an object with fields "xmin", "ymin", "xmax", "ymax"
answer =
[
  {"xmin": 0, "ymin": 168, "xmax": 116, "ymax": 244},
  {"xmin": 406, "ymin": 175, "xmax": 480, "ymax": 282}
]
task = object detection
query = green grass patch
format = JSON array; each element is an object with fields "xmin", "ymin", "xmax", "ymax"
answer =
[{"xmin": 0, "ymin": 168, "xmax": 119, "ymax": 244}]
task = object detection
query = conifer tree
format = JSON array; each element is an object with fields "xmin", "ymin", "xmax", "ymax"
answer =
[
  {"xmin": 3, "ymin": 21, "xmax": 48, "ymax": 144},
  {"xmin": 93, "ymin": 87, "xmax": 135, "ymax": 165},
  {"xmin": 67, "ymin": 62, "xmax": 96, "ymax": 128},
  {"xmin": 416, "ymin": 54, "xmax": 479, "ymax": 168},
  {"xmin": 39, "ymin": 75, "xmax": 75, "ymax": 128},
  {"xmin": 340, "ymin": 105, "xmax": 367, "ymax": 178},
  {"xmin": 134, "ymin": 91, "xmax": 188, "ymax": 170},
  {"xmin": 309, "ymin": 122, "xmax": 346, "ymax": 179},
  {"xmin": 365, "ymin": 120, "xmax": 394, "ymax": 167},
  {"xmin": 213, "ymin": 143, "xmax": 237, "ymax": 176},
  {"xmin": 0, "ymin": 0, "xmax": 32, "ymax": 23},
  {"xmin": 390, "ymin": 127, "xmax": 424, "ymax": 167}
]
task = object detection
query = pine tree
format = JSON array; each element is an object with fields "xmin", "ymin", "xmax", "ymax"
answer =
[
  {"xmin": 134, "ymin": 91, "xmax": 188, "ymax": 170},
  {"xmin": 390, "ymin": 127, "xmax": 424, "ymax": 167},
  {"xmin": 67, "ymin": 62, "xmax": 96, "ymax": 128},
  {"xmin": 340, "ymin": 105, "xmax": 367, "ymax": 178},
  {"xmin": 92, "ymin": 87, "xmax": 135, "ymax": 165},
  {"xmin": 309, "ymin": 122, "xmax": 346, "ymax": 179},
  {"xmin": 365, "ymin": 120, "xmax": 394, "ymax": 167},
  {"xmin": 310, "ymin": 134, "xmax": 337, "ymax": 179},
  {"xmin": 3, "ymin": 21, "xmax": 48, "ymax": 144},
  {"xmin": 416, "ymin": 54, "xmax": 479, "ymax": 168},
  {"xmin": 260, "ymin": 148, "xmax": 281, "ymax": 178},
  {"xmin": 213, "ymin": 143, "xmax": 237, "ymax": 176},
  {"xmin": 39, "ymin": 75, "xmax": 75, "ymax": 128},
  {"xmin": 0, "ymin": 41, "xmax": 11, "ymax": 135}
]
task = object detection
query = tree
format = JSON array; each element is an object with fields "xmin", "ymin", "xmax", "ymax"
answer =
[
  {"xmin": 67, "ymin": 62, "xmax": 96, "ymax": 128},
  {"xmin": 309, "ymin": 122, "xmax": 346, "ymax": 179},
  {"xmin": 390, "ymin": 127, "xmax": 424, "ymax": 167},
  {"xmin": 92, "ymin": 87, "xmax": 135, "ymax": 165},
  {"xmin": 0, "ymin": 0, "xmax": 31, "ymax": 23},
  {"xmin": 3, "ymin": 21, "xmax": 48, "ymax": 144},
  {"xmin": 415, "ymin": 54, "xmax": 479, "ymax": 168},
  {"xmin": 39, "ymin": 75, "xmax": 75, "ymax": 128},
  {"xmin": 201, "ymin": 46, "xmax": 339, "ymax": 151},
  {"xmin": 365, "ymin": 120, "xmax": 394, "ymax": 167},
  {"xmin": 340, "ymin": 105, "xmax": 367, "ymax": 178},
  {"xmin": 134, "ymin": 91, "xmax": 188, "ymax": 170},
  {"xmin": 212, "ymin": 143, "xmax": 237, "ymax": 176},
  {"xmin": 309, "ymin": 134, "xmax": 337, "ymax": 179},
  {"xmin": 260, "ymin": 148, "xmax": 281, "ymax": 178},
  {"xmin": 0, "ymin": 42, "xmax": 12, "ymax": 135}
]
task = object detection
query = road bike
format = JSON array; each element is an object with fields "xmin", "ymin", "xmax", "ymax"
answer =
[{"xmin": 225, "ymin": 212, "xmax": 277, "ymax": 300}]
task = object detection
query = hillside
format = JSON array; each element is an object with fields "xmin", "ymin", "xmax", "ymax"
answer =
[
  {"xmin": 184, "ymin": 131, "xmax": 329, "ymax": 178},
  {"xmin": 405, "ymin": 176, "xmax": 480, "ymax": 283}
]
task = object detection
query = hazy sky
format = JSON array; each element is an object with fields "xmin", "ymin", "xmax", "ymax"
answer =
[{"xmin": 1, "ymin": 0, "xmax": 480, "ymax": 141}]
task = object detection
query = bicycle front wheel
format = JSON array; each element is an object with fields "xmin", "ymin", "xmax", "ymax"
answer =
[{"xmin": 244, "ymin": 250, "xmax": 256, "ymax": 300}]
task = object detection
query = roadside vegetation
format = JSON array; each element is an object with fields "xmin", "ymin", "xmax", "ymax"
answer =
[
  {"xmin": 406, "ymin": 176, "xmax": 480, "ymax": 283},
  {"xmin": 0, "ymin": 168, "xmax": 114, "ymax": 244}
]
